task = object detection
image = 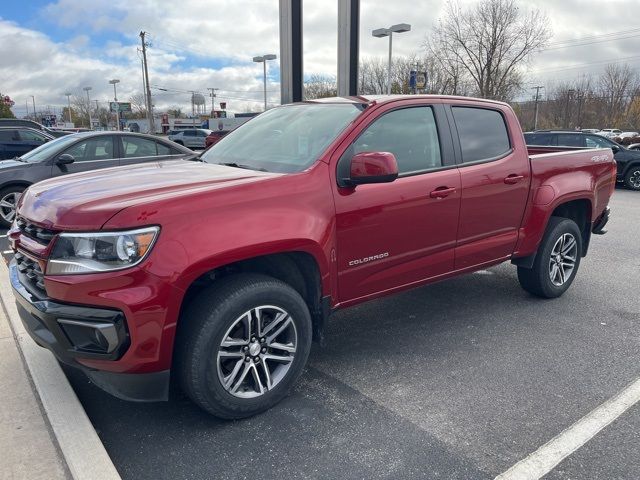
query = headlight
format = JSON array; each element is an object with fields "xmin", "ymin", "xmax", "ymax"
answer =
[{"xmin": 47, "ymin": 227, "xmax": 159, "ymax": 275}]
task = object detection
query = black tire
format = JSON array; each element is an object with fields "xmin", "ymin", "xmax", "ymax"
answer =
[
  {"xmin": 176, "ymin": 273, "xmax": 312, "ymax": 419},
  {"xmin": 623, "ymin": 166, "xmax": 640, "ymax": 190},
  {"xmin": 517, "ymin": 217, "xmax": 583, "ymax": 298},
  {"xmin": 0, "ymin": 185, "xmax": 25, "ymax": 228}
]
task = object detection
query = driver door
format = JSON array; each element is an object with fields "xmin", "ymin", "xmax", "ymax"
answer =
[
  {"xmin": 332, "ymin": 102, "xmax": 461, "ymax": 303},
  {"xmin": 51, "ymin": 136, "xmax": 119, "ymax": 176}
]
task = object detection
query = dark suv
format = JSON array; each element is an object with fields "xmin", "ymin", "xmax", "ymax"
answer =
[
  {"xmin": 524, "ymin": 130, "xmax": 640, "ymax": 190},
  {"xmin": 0, "ymin": 127, "xmax": 53, "ymax": 160},
  {"xmin": 0, "ymin": 119, "xmax": 69, "ymax": 138}
]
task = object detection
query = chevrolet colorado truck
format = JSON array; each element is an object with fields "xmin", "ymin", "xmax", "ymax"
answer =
[{"xmin": 8, "ymin": 95, "xmax": 616, "ymax": 419}]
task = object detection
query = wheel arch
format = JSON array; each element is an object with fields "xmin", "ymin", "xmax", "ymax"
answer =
[{"xmin": 176, "ymin": 249, "xmax": 331, "ymax": 346}]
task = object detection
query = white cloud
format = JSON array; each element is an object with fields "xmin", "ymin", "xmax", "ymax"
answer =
[{"xmin": 2, "ymin": 0, "xmax": 640, "ymax": 116}]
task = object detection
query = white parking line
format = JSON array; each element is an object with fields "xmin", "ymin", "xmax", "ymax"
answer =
[{"xmin": 495, "ymin": 377, "xmax": 640, "ymax": 480}]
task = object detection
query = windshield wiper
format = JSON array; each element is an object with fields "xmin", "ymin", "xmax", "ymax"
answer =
[{"xmin": 219, "ymin": 162, "xmax": 268, "ymax": 172}]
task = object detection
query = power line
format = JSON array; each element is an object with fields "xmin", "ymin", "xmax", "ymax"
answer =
[{"xmin": 543, "ymin": 27, "xmax": 640, "ymax": 48}]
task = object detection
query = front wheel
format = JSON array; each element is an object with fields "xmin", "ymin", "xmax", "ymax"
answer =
[
  {"xmin": 0, "ymin": 186, "xmax": 24, "ymax": 228},
  {"xmin": 177, "ymin": 274, "xmax": 312, "ymax": 419},
  {"xmin": 517, "ymin": 217, "xmax": 582, "ymax": 298},
  {"xmin": 623, "ymin": 167, "xmax": 640, "ymax": 190}
]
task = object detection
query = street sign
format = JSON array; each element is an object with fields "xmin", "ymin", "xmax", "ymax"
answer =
[
  {"xmin": 416, "ymin": 72, "xmax": 427, "ymax": 89},
  {"xmin": 109, "ymin": 102, "xmax": 132, "ymax": 113}
]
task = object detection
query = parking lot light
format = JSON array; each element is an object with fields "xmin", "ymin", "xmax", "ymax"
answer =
[
  {"xmin": 372, "ymin": 23, "xmax": 412, "ymax": 95},
  {"xmin": 253, "ymin": 54, "xmax": 277, "ymax": 111},
  {"xmin": 83, "ymin": 87, "xmax": 92, "ymax": 130},
  {"xmin": 109, "ymin": 79, "xmax": 120, "ymax": 131}
]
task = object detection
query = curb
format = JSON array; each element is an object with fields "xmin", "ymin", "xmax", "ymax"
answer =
[{"xmin": 0, "ymin": 260, "xmax": 121, "ymax": 480}]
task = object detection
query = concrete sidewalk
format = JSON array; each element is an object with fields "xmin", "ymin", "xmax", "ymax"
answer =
[{"xmin": 0, "ymin": 307, "xmax": 69, "ymax": 480}]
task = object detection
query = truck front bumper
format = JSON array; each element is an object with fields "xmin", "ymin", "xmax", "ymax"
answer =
[{"xmin": 10, "ymin": 260, "xmax": 170, "ymax": 401}]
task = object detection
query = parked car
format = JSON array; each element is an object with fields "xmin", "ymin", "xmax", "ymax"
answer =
[
  {"xmin": 0, "ymin": 118, "xmax": 70, "ymax": 138},
  {"xmin": 580, "ymin": 128, "xmax": 600, "ymax": 134},
  {"xmin": 9, "ymin": 95, "xmax": 615, "ymax": 419},
  {"xmin": 205, "ymin": 130, "xmax": 230, "ymax": 148},
  {"xmin": 629, "ymin": 143, "xmax": 640, "ymax": 151},
  {"xmin": 168, "ymin": 128, "xmax": 212, "ymax": 149},
  {"xmin": 0, "ymin": 127, "xmax": 54, "ymax": 161},
  {"xmin": 597, "ymin": 128, "xmax": 623, "ymax": 139},
  {"xmin": 524, "ymin": 130, "xmax": 640, "ymax": 190},
  {"xmin": 0, "ymin": 131, "xmax": 194, "ymax": 227},
  {"xmin": 619, "ymin": 131, "xmax": 639, "ymax": 139}
]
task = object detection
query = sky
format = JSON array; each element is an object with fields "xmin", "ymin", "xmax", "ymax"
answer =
[{"xmin": 1, "ymin": 0, "xmax": 639, "ymax": 118}]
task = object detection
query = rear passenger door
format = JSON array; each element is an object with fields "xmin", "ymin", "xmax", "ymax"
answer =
[
  {"xmin": 118, "ymin": 136, "xmax": 178, "ymax": 167},
  {"xmin": 448, "ymin": 105, "xmax": 530, "ymax": 269}
]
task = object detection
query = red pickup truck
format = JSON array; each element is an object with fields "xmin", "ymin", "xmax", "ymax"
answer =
[{"xmin": 8, "ymin": 95, "xmax": 615, "ymax": 419}]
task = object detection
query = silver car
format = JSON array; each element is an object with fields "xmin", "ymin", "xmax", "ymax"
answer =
[{"xmin": 168, "ymin": 129, "xmax": 212, "ymax": 149}]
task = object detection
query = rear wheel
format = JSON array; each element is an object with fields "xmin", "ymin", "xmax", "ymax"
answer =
[
  {"xmin": 517, "ymin": 217, "xmax": 582, "ymax": 298},
  {"xmin": 623, "ymin": 167, "xmax": 640, "ymax": 190},
  {"xmin": 177, "ymin": 274, "xmax": 312, "ymax": 419},
  {"xmin": 0, "ymin": 186, "xmax": 25, "ymax": 228}
]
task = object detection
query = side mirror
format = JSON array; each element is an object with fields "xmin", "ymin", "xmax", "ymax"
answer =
[
  {"xmin": 611, "ymin": 145, "xmax": 620, "ymax": 153},
  {"xmin": 346, "ymin": 152, "xmax": 398, "ymax": 186},
  {"xmin": 56, "ymin": 154, "xmax": 75, "ymax": 165}
]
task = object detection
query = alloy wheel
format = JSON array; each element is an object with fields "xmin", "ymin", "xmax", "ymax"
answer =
[
  {"xmin": 217, "ymin": 305, "xmax": 297, "ymax": 398},
  {"xmin": 548, "ymin": 233, "xmax": 577, "ymax": 286},
  {"xmin": 0, "ymin": 192, "xmax": 20, "ymax": 223},
  {"xmin": 629, "ymin": 169, "xmax": 640, "ymax": 189}
]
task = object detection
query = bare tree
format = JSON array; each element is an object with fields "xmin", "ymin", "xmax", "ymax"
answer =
[
  {"xmin": 428, "ymin": 0, "xmax": 550, "ymax": 100},
  {"xmin": 129, "ymin": 93, "xmax": 148, "ymax": 119},
  {"xmin": 304, "ymin": 74, "xmax": 338, "ymax": 100},
  {"xmin": 599, "ymin": 64, "xmax": 638, "ymax": 126}
]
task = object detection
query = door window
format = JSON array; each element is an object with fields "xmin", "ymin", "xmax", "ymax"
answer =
[
  {"xmin": 452, "ymin": 107, "xmax": 511, "ymax": 162},
  {"xmin": 18, "ymin": 130, "xmax": 48, "ymax": 142},
  {"xmin": 351, "ymin": 106, "xmax": 442, "ymax": 174},
  {"xmin": 63, "ymin": 137, "xmax": 115, "ymax": 161},
  {"xmin": 556, "ymin": 134, "xmax": 585, "ymax": 147},
  {"xmin": 585, "ymin": 135, "xmax": 613, "ymax": 148},
  {"xmin": 524, "ymin": 133, "xmax": 554, "ymax": 146},
  {"xmin": 183, "ymin": 130, "xmax": 196, "ymax": 137},
  {"xmin": 121, "ymin": 136, "xmax": 158, "ymax": 158}
]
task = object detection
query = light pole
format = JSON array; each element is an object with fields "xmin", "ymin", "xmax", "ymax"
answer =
[
  {"xmin": 30, "ymin": 95, "xmax": 36, "ymax": 121},
  {"xmin": 83, "ymin": 87, "xmax": 93, "ymax": 129},
  {"xmin": 253, "ymin": 54, "xmax": 277, "ymax": 111},
  {"xmin": 372, "ymin": 23, "xmax": 411, "ymax": 95},
  {"xmin": 64, "ymin": 92, "xmax": 72, "ymax": 124},
  {"xmin": 109, "ymin": 79, "xmax": 120, "ymax": 131}
]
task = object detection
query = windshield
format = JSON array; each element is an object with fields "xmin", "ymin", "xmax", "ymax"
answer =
[
  {"xmin": 20, "ymin": 134, "xmax": 81, "ymax": 163},
  {"xmin": 200, "ymin": 103, "xmax": 363, "ymax": 173}
]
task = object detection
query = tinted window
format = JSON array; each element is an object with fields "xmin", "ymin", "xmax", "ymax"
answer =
[
  {"xmin": 352, "ymin": 107, "xmax": 442, "ymax": 174},
  {"xmin": 556, "ymin": 134, "xmax": 585, "ymax": 147},
  {"xmin": 18, "ymin": 129, "xmax": 47, "ymax": 142},
  {"xmin": 183, "ymin": 130, "xmax": 196, "ymax": 137},
  {"xmin": 524, "ymin": 133, "xmax": 555, "ymax": 146},
  {"xmin": 64, "ymin": 137, "xmax": 115, "ymax": 161},
  {"xmin": 198, "ymin": 130, "xmax": 210, "ymax": 137},
  {"xmin": 121, "ymin": 136, "xmax": 158, "ymax": 158},
  {"xmin": 452, "ymin": 107, "xmax": 510, "ymax": 162},
  {"xmin": 0, "ymin": 130, "xmax": 17, "ymax": 141}
]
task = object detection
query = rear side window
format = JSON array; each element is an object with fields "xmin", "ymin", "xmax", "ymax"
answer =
[
  {"xmin": 352, "ymin": 106, "xmax": 442, "ymax": 174},
  {"xmin": 0, "ymin": 130, "xmax": 17, "ymax": 141},
  {"xmin": 183, "ymin": 130, "xmax": 196, "ymax": 137},
  {"xmin": 524, "ymin": 133, "xmax": 555, "ymax": 146},
  {"xmin": 122, "ymin": 136, "xmax": 158, "ymax": 158},
  {"xmin": 452, "ymin": 107, "xmax": 511, "ymax": 163}
]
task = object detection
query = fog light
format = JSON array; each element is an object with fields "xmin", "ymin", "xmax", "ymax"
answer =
[{"xmin": 58, "ymin": 319, "xmax": 120, "ymax": 354}]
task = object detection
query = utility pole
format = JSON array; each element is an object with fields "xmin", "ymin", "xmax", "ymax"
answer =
[
  {"xmin": 565, "ymin": 89, "xmax": 575, "ymax": 129},
  {"xmin": 31, "ymin": 96, "xmax": 36, "ymax": 121},
  {"xmin": 207, "ymin": 87, "xmax": 219, "ymax": 115},
  {"xmin": 64, "ymin": 92, "xmax": 72, "ymax": 124},
  {"xmin": 532, "ymin": 86, "xmax": 544, "ymax": 131},
  {"xmin": 140, "ymin": 31, "xmax": 155, "ymax": 134}
]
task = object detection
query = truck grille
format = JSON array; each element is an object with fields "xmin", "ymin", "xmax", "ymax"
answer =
[
  {"xmin": 15, "ymin": 251, "xmax": 46, "ymax": 294},
  {"xmin": 16, "ymin": 216, "xmax": 57, "ymax": 245}
]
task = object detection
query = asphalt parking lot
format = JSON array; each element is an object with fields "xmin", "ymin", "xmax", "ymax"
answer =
[{"xmin": 3, "ymin": 189, "xmax": 639, "ymax": 479}]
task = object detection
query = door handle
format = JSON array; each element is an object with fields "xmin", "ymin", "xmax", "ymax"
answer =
[
  {"xmin": 429, "ymin": 186, "xmax": 457, "ymax": 198},
  {"xmin": 504, "ymin": 174, "xmax": 525, "ymax": 184}
]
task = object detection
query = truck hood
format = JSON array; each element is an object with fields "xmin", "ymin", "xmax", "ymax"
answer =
[{"xmin": 18, "ymin": 160, "xmax": 279, "ymax": 230}]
